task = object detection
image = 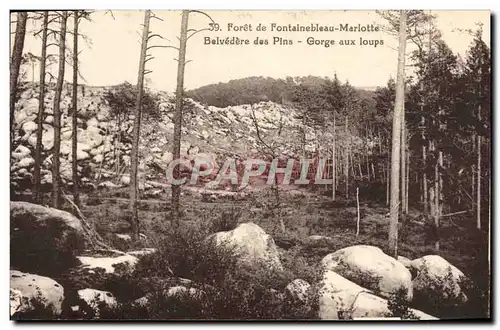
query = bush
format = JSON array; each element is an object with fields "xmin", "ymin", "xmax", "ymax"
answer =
[
  {"xmin": 209, "ymin": 206, "xmax": 241, "ymax": 233},
  {"xmin": 134, "ymin": 221, "xmax": 240, "ymax": 287},
  {"xmin": 76, "ymin": 220, "xmax": 322, "ymax": 320},
  {"xmin": 11, "ymin": 290, "xmax": 57, "ymax": 321},
  {"xmin": 412, "ymin": 263, "xmax": 471, "ymax": 319},
  {"xmin": 386, "ymin": 287, "xmax": 418, "ymax": 320}
]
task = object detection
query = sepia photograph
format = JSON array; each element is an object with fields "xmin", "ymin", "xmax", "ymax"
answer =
[{"xmin": 8, "ymin": 9, "xmax": 491, "ymax": 321}]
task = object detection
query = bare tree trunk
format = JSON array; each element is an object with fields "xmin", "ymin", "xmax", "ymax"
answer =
[
  {"xmin": 488, "ymin": 168, "xmax": 491, "ymax": 228},
  {"xmin": 34, "ymin": 11, "xmax": 48, "ymax": 203},
  {"xmin": 332, "ymin": 115, "xmax": 336, "ymax": 200},
  {"xmin": 72, "ymin": 11, "xmax": 80, "ymax": 208},
  {"xmin": 422, "ymin": 138, "xmax": 428, "ymax": 213},
  {"xmin": 130, "ymin": 10, "xmax": 151, "ymax": 240},
  {"xmin": 434, "ymin": 148, "xmax": 440, "ymax": 251},
  {"xmin": 356, "ymin": 186, "xmax": 360, "ymax": 236},
  {"xmin": 115, "ymin": 116, "xmax": 121, "ymax": 181},
  {"xmin": 52, "ymin": 11, "xmax": 68, "ymax": 209},
  {"xmin": 386, "ymin": 164, "xmax": 390, "ymax": 206},
  {"xmin": 477, "ymin": 105, "xmax": 482, "ymax": 229},
  {"xmin": 345, "ymin": 116, "xmax": 349, "ymax": 199},
  {"xmin": 388, "ymin": 10, "xmax": 406, "ymax": 258},
  {"xmin": 10, "ymin": 12, "xmax": 28, "ymax": 152},
  {"xmin": 401, "ymin": 112, "xmax": 407, "ymax": 218},
  {"xmin": 171, "ymin": 10, "xmax": 189, "ymax": 227},
  {"xmin": 405, "ymin": 148, "xmax": 410, "ymax": 213}
]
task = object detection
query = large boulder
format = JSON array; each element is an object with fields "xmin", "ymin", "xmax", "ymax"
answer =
[
  {"xmin": 10, "ymin": 270, "xmax": 64, "ymax": 317},
  {"xmin": 318, "ymin": 270, "xmax": 436, "ymax": 320},
  {"xmin": 322, "ymin": 245, "xmax": 412, "ymax": 300},
  {"xmin": 10, "ymin": 202, "xmax": 86, "ymax": 275},
  {"xmin": 208, "ymin": 222, "xmax": 283, "ymax": 271},
  {"xmin": 411, "ymin": 255, "xmax": 468, "ymax": 305}
]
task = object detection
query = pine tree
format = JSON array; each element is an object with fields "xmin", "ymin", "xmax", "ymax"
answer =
[
  {"xmin": 388, "ymin": 10, "xmax": 407, "ymax": 258},
  {"xmin": 33, "ymin": 11, "xmax": 49, "ymax": 203},
  {"xmin": 52, "ymin": 11, "xmax": 68, "ymax": 208},
  {"xmin": 130, "ymin": 10, "xmax": 151, "ymax": 239},
  {"xmin": 10, "ymin": 12, "xmax": 28, "ymax": 151}
]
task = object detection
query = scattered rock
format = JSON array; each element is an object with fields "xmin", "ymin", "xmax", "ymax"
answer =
[
  {"xmin": 167, "ymin": 286, "xmax": 199, "ymax": 297},
  {"xmin": 208, "ymin": 222, "xmax": 283, "ymax": 271},
  {"xmin": 12, "ymin": 145, "xmax": 31, "ymax": 160},
  {"xmin": 98, "ymin": 181, "xmax": 121, "ymax": 189},
  {"xmin": 120, "ymin": 175, "xmax": 131, "ymax": 186},
  {"xmin": 305, "ymin": 235, "xmax": 334, "ymax": 246},
  {"xmin": 115, "ymin": 234, "xmax": 131, "ymax": 241},
  {"xmin": 284, "ymin": 279, "xmax": 310, "ymax": 303},
  {"xmin": 127, "ymin": 248, "xmax": 157, "ymax": 257},
  {"xmin": 77, "ymin": 289, "xmax": 117, "ymax": 316},
  {"xmin": 17, "ymin": 156, "xmax": 35, "ymax": 168},
  {"xmin": 76, "ymin": 252, "xmax": 138, "ymax": 274}
]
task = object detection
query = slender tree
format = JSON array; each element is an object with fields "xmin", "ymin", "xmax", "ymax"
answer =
[
  {"xmin": 52, "ymin": 11, "xmax": 68, "ymax": 208},
  {"xmin": 332, "ymin": 115, "xmax": 336, "ymax": 200},
  {"xmin": 10, "ymin": 12, "xmax": 28, "ymax": 151},
  {"xmin": 34, "ymin": 11, "xmax": 49, "ymax": 203},
  {"xmin": 388, "ymin": 10, "xmax": 407, "ymax": 258},
  {"xmin": 171, "ymin": 10, "xmax": 189, "ymax": 226},
  {"xmin": 71, "ymin": 10, "xmax": 80, "ymax": 208},
  {"xmin": 130, "ymin": 10, "xmax": 151, "ymax": 239},
  {"xmin": 344, "ymin": 115, "xmax": 349, "ymax": 198}
]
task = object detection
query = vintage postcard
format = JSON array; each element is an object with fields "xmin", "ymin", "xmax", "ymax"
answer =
[{"xmin": 9, "ymin": 10, "xmax": 491, "ymax": 321}]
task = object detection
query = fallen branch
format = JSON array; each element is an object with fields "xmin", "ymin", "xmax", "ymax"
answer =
[
  {"xmin": 62, "ymin": 190, "xmax": 111, "ymax": 250},
  {"xmin": 441, "ymin": 210, "xmax": 470, "ymax": 217}
]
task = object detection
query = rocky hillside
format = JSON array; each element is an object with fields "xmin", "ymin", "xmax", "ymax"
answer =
[{"xmin": 12, "ymin": 84, "xmax": 344, "ymax": 191}]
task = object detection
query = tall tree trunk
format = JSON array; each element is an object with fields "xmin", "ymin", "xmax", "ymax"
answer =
[
  {"xmin": 422, "ymin": 134, "xmax": 428, "ymax": 213},
  {"xmin": 171, "ymin": 10, "xmax": 189, "ymax": 227},
  {"xmin": 405, "ymin": 148, "xmax": 410, "ymax": 213},
  {"xmin": 10, "ymin": 12, "xmax": 28, "ymax": 152},
  {"xmin": 332, "ymin": 115, "xmax": 336, "ymax": 200},
  {"xmin": 477, "ymin": 104, "xmax": 482, "ymax": 229},
  {"xmin": 434, "ymin": 146, "xmax": 440, "ymax": 251},
  {"xmin": 356, "ymin": 187, "xmax": 360, "ymax": 236},
  {"xmin": 388, "ymin": 10, "xmax": 407, "ymax": 258},
  {"xmin": 115, "ymin": 115, "xmax": 121, "ymax": 181},
  {"xmin": 386, "ymin": 164, "xmax": 390, "ymax": 206},
  {"xmin": 72, "ymin": 10, "xmax": 80, "ymax": 208},
  {"xmin": 345, "ymin": 116, "xmax": 349, "ymax": 199},
  {"xmin": 52, "ymin": 11, "xmax": 68, "ymax": 209},
  {"xmin": 130, "ymin": 10, "xmax": 151, "ymax": 240},
  {"xmin": 34, "ymin": 11, "xmax": 49, "ymax": 203}
]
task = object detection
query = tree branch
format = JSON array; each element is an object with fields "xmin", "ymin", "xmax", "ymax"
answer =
[{"xmin": 147, "ymin": 45, "xmax": 179, "ymax": 51}]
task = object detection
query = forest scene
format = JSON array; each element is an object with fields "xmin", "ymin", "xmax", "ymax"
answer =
[{"xmin": 9, "ymin": 10, "xmax": 491, "ymax": 320}]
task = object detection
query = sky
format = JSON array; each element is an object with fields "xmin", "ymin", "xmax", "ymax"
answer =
[{"xmin": 16, "ymin": 10, "xmax": 490, "ymax": 93}]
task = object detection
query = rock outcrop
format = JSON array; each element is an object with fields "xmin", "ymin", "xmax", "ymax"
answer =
[
  {"xmin": 318, "ymin": 270, "xmax": 436, "ymax": 320},
  {"xmin": 10, "ymin": 270, "xmax": 65, "ymax": 317},
  {"xmin": 10, "ymin": 201, "xmax": 86, "ymax": 275},
  {"xmin": 321, "ymin": 245, "xmax": 413, "ymax": 300}
]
